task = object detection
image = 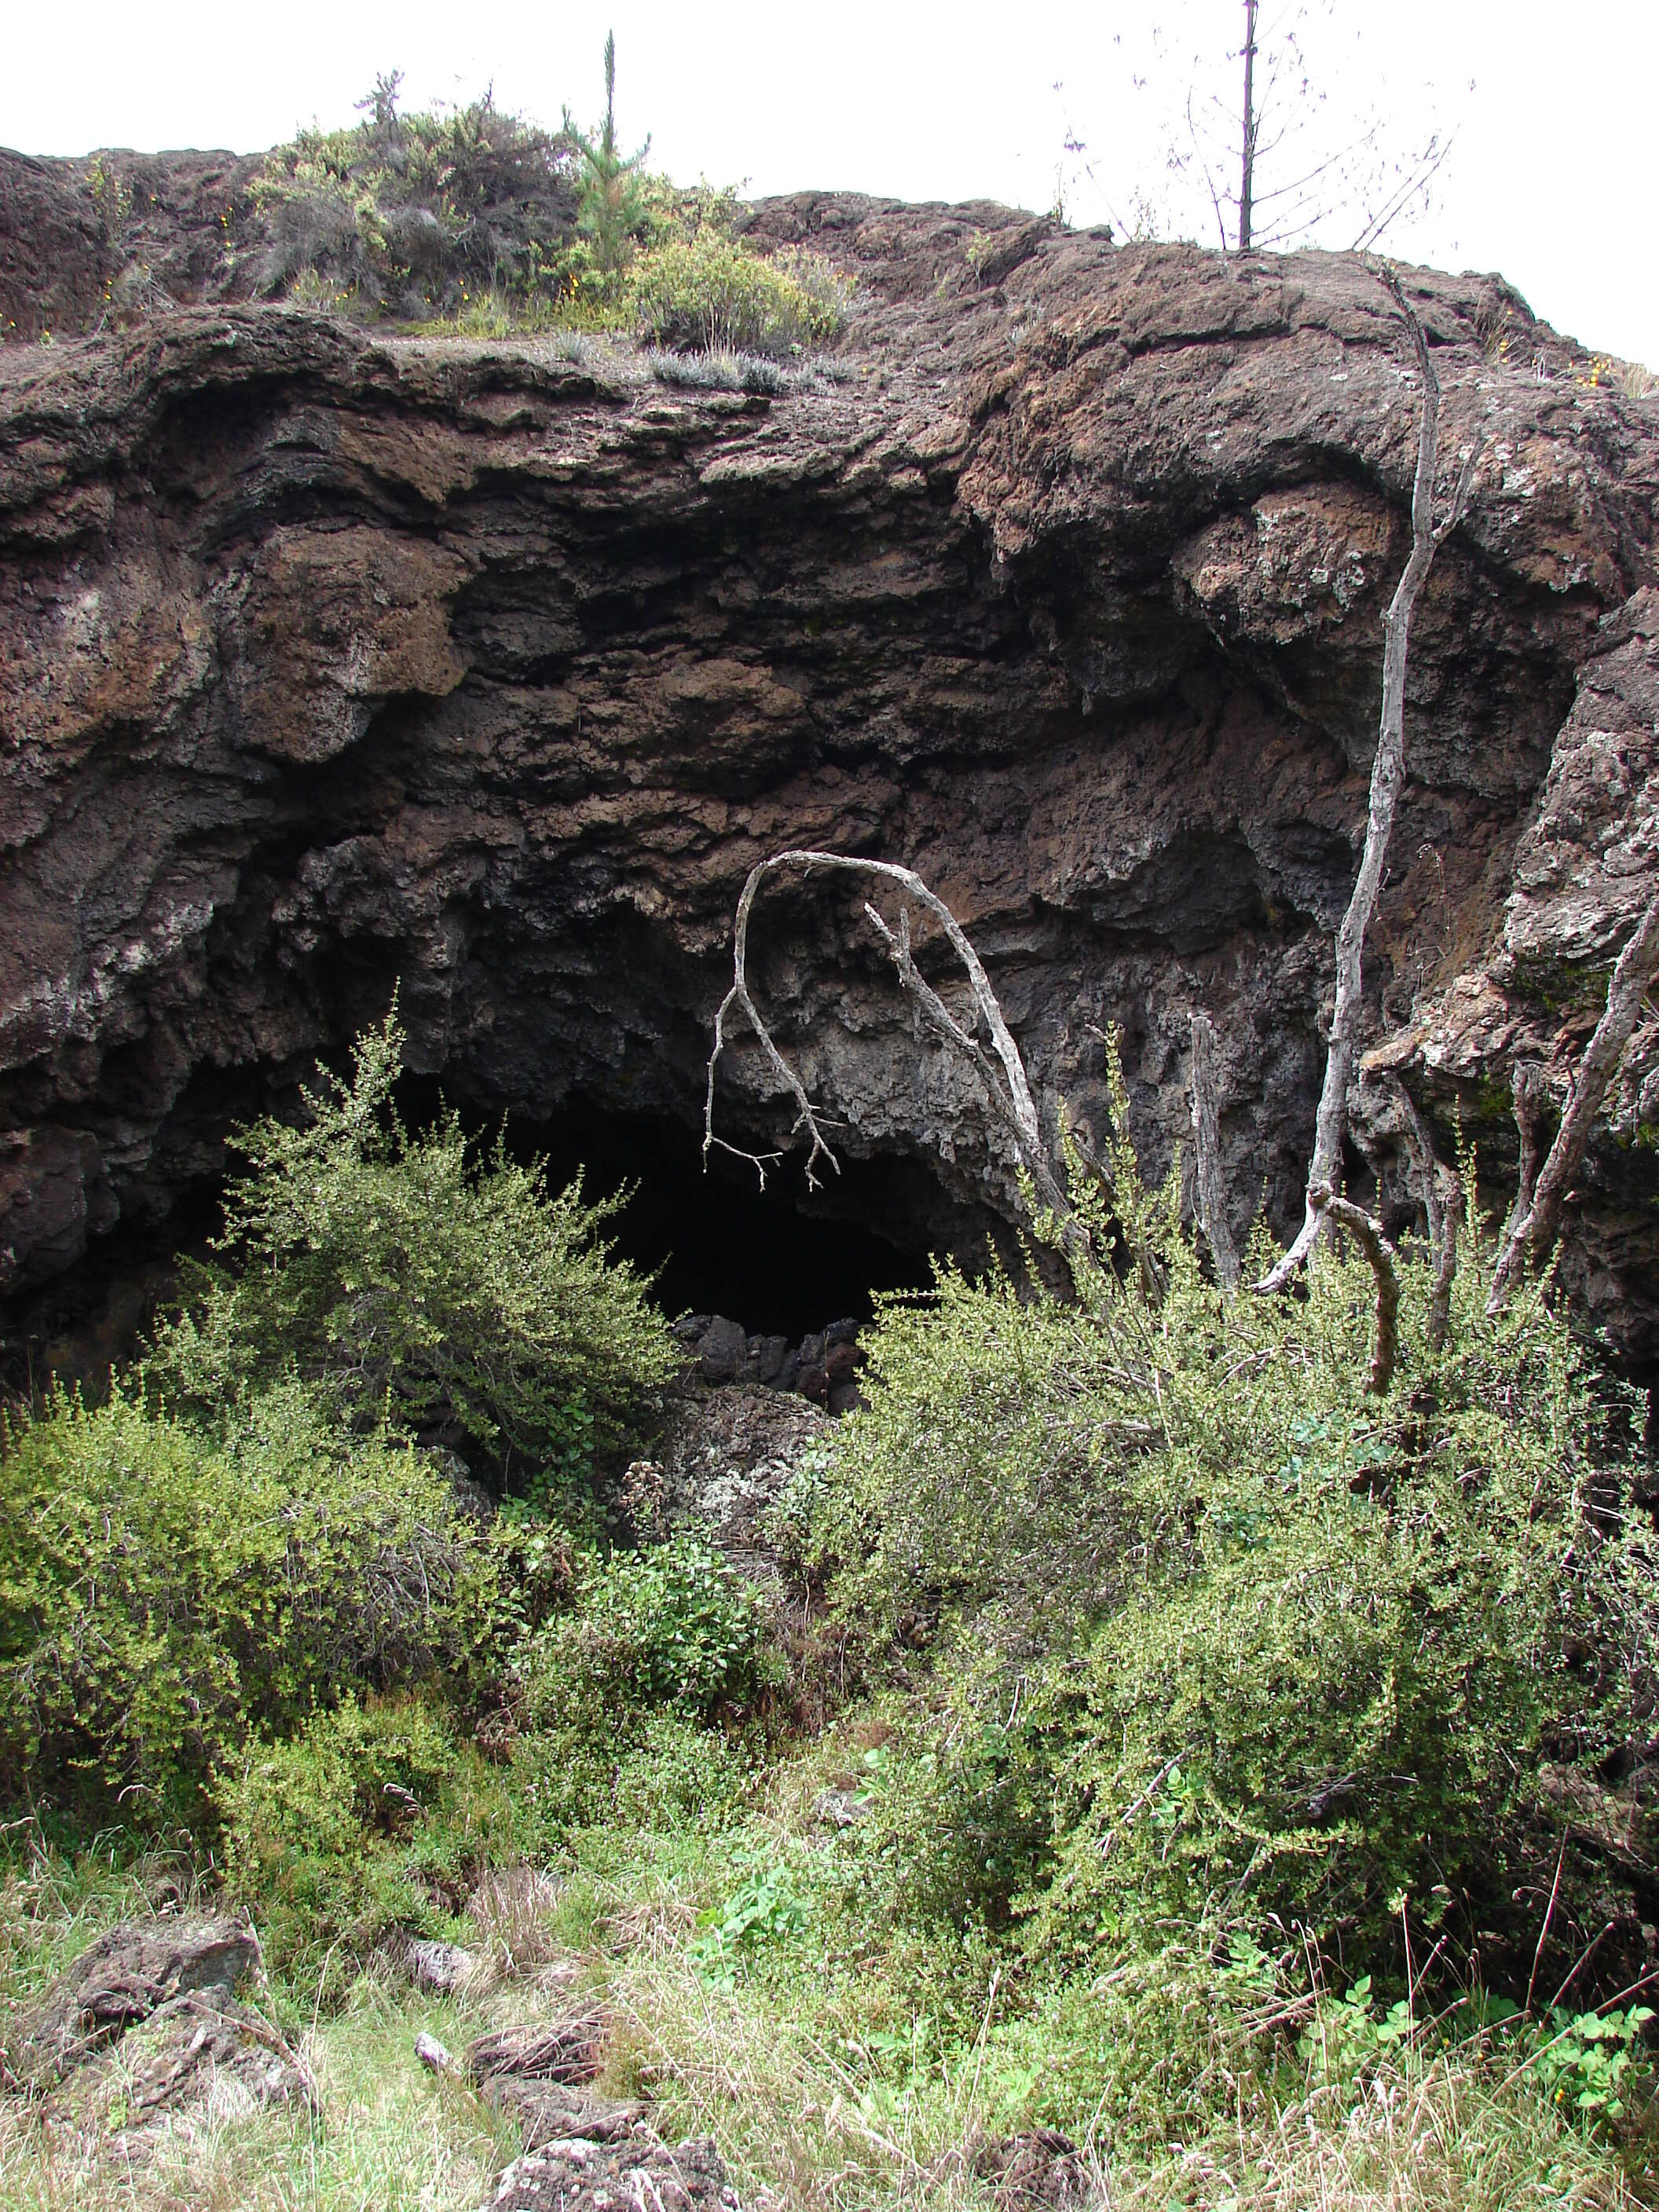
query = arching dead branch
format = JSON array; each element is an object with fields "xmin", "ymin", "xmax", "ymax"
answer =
[
  {"xmin": 703, "ymin": 848, "xmax": 1072, "ymax": 1225},
  {"xmin": 1310, "ymin": 1183, "xmax": 1399, "ymax": 1393},
  {"xmin": 1258, "ymin": 268, "xmax": 1476, "ymax": 1295},
  {"xmin": 1488, "ymin": 894, "xmax": 1659, "ymax": 1314}
]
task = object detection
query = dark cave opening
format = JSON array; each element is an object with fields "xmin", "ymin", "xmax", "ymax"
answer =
[
  {"xmin": 398, "ymin": 1081, "xmax": 939, "ymax": 1340},
  {"xmin": 0, "ymin": 1079, "xmax": 950, "ymax": 1395}
]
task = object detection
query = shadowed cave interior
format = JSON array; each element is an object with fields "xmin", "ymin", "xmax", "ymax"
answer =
[{"xmin": 0, "ymin": 1080, "xmax": 947, "ymax": 1393}]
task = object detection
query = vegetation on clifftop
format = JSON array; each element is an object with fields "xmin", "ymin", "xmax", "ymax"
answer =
[{"xmin": 245, "ymin": 49, "xmax": 849, "ymax": 357}]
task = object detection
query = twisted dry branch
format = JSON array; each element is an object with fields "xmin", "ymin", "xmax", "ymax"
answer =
[
  {"xmin": 1309, "ymin": 1183, "xmax": 1400, "ymax": 1394},
  {"xmin": 1488, "ymin": 893, "xmax": 1659, "ymax": 1314},
  {"xmin": 704, "ymin": 848, "xmax": 1071, "ymax": 1220}
]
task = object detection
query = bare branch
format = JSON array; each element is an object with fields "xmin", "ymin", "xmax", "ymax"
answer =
[
  {"xmin": 1392, "ymin": 1079, "xmax": 1459, "ymax": 1351},
  {"xmin": 705, "ymin": 848, "xmax": 1070, "ymax": 1221},
  {"xmin": 1189, "ymin": 1012, "xmax": 1240, "ymax": 1297},
  {"xmin": 1258, "ymin": 268, "xmax": 1472, "ymax": 1295},
  {"xmin": 1488, "ymin": 895, "xmax": 1659, "ymax": 1313},
  {"xmin": 1502, "ymin": 1061, "xmax": 1551, "ymax": 1248},
  {"xmin": 1310, "ymin": 1183, "xmax": 1400, "ymax": 1394},
  {"xmin": 1349, "ymin": 131, "xmax": 1456, "ymax": 255}
]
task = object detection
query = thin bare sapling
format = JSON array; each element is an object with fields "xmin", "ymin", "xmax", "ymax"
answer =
[{"xmin": 1257, "ymin": 268, "xmax": 1475, "ymax": 1297}]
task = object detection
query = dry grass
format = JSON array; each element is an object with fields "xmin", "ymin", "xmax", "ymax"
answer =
[
  {"xmin": 0, "ymin": 1991, "xmax": 512, "ymax": 2212},
  {"xmin": 2, "ymin": 1840, "xmax": 1650, "ymax": 2212},
  {"xmin": 1101, "ymin": 2060, "xmax": 1650, "ymax": 2211},
  {"xmin": 596, "ymin": 1914, "xmax": 1652, "ymax": 2212}
]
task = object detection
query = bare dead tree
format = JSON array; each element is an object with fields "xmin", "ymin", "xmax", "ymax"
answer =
[
  {"xmin": 1310, "ymin": 1184, "xmax": 1399, "ymax": 1393},
  {"xmin": 1237, "ymin": 0, "xmax": 1258, "ymax": 251},
  {"xmin": 1189, "ymin": 1011, "xmax": 1240, "ymax": 1297},
  {"xmin": 1488, "ymin": 895, "xmax": 1659, "ymax": 1314},
  {"xmin": 703, "ymin": 848, "xmax": 1075, "ymax": 1229},
  {"xmin": 1258, "ymin": 269, "xmax": 1476, "ymax": 1295},
  {"xmin": 1392, "ymin": 1077, "xmax": 1459, "ymax": 1352}
]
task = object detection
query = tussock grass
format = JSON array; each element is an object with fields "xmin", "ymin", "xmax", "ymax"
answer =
[
  {"xmin": 2, "ymin": 1823, "xmax": 1652, "ymax": 2212},
  {"xmin": 601, "ymin": 1932, "xmax": 1651, "ymax": 2212}
]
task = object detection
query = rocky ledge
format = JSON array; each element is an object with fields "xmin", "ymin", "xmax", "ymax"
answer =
[{"xmin": 2, "ymin": 188, "xmax": 1657, "ymax": 1361}]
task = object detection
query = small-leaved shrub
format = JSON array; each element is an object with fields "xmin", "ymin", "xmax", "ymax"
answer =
[
  {"xmin": 218, "ymin": 1696, "xmax": 500, "ymax": 1973},
  {"xmin": 146, "ymin": 1005, "xmax": 677, "ymax": 1497},
  {"xmin": 0, "ymin": 1382, "xmax": 500, "ymax": 1835},
  {"xmin": 631, "ymin": 233, "xmax": 849, "ymax": 357},
  {"xmin": 814, "ymin": 1038, "xmax": 1659, "ymax": 2005},
  {"xmin": 522, "ymin": 1534, "xmax": 775, "ymax": 1726}
]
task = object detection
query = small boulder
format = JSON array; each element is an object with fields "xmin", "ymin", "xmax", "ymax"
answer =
[
  {"xmin": 810, "ymin": 1785, "xmax": 871, "ymax": 1829},
  {"xmin": 972, "ymin": 2127, "xmax": 1090, "ymax": 2209},
  {"xmin": 467, "ymin": 2010, "xmax": 608, "ymax": 2087},
  {"xmin": 467, "ymin": 2009, "xmax": 646, "ymax": 2157},
  {"xmin": 112, "ymin": 1992, "xmax": 313, "ymax": 2124},
  {"xmin": 748, "ymin": 1334, "xmax": 789, "ymax": 1383},
  {"xmin": 484, "ymin": 2135, "xmax": 741, "ymax": 2212},
  {"xmin": 399, "ymin": 1937, "xmax": 478, "ymax": 1994},
  {"xmin": 824, "ymin": 1340, "xmax": 859, "ymax": 1386},
  {"xmin": 5, "ymin": 1918, "xmax": 259, "ymax": 2090},
  {"xmin": 2, "ymin": 1920, "xmax": 310, "ymax": 2142},
  {"xmin": 696, "ymin": 1317, "xmax": 749, "ymax": 1384}
]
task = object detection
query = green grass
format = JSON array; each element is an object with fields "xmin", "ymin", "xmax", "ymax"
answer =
[{"xmin": 1, "ymin": 1793, "xmax": 1650, "ymax": 2212}]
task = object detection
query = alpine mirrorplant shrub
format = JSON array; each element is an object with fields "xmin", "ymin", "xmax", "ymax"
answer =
[
  {"xmin": 630, "ymin": 233, "xmax": 850, "ymax": 357},
  {"xmin": 0, "ymin": 1381, "xmax": 503, "ymax": 1835},
  {"xmin": 145, "ymin": 1005, "xmax": 678, "ymax": 1497}
]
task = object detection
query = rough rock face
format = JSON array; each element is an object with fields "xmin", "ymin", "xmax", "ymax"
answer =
[
  {"xmin": 2, "ymin": 185, "xmax": 1657, "ymax": 1358},
  {"xmin": 2, "ymin": 1919, "xmax": 311, "ymax": 2140}
]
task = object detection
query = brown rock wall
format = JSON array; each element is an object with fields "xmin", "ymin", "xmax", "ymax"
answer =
[{"xmin": 2, "ymin": 189, "xmax": 1657, "ymax": 1356}]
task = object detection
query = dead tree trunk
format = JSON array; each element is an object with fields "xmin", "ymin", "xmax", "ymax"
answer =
[
  {"xmin": 1189, "ymin": 1012, "xmax": 1241, "ymax": 1296},
  {"xmin": 1238, "ymin": 0, "xmax": 1258, "ymax": 252},
  {"xmin": 1488, "ymin": 894, "xmax": 1659, "ymax": 1313},
  {"xmin": 703, "ymin": 848, "xmax": 1075, "ymax": 1230},
  {"xmin": 1258, "ymin": 269, "xmax": 1475, "ymax": 1295},
  {"xmin": 1393, "ymin": 1078, "xmax": 1459, "ymax": 1351}
]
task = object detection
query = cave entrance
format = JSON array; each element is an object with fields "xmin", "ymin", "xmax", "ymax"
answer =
[{"xmin": 475, "ymin": 1094, "xmax": 937, "ymax": 1341}]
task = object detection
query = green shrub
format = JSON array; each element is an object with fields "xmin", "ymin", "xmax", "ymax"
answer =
[
  {"xmin": 0, "ymin": 1382, "xmax": 502, "ymax": 1834},
  {"xmin": 507, "ymin": 1705, "xmax": 753, "ymax": 1840},
  {"xmin": 826, "ymin": 1716, "xmax": 1053, "ymax": 1938},
  {"xmin": 218, "ymin": 1696, "xmax": 504, "ymax": 1975},
  {"xmin": 253, "ymin": 83, "xmax": 577, "ymax": 318},
  {"xmin": 630, "ymin": 234, "xmax": 850, "ymax": 357},
  {"xmin": 146, "ymin": 1005, "xmax": 678, "ymax": 1498},
  {"xmin": 816, "ymin": 1047, "xmax": 1658, "ymax": 1997},
  {"xmin": 496, "ymin": 1537, "xmax": 773, "ymax": 1842},
  {"xmin": 522, "ymin": 1534, "xmax": 775, "ymax": 1726}
]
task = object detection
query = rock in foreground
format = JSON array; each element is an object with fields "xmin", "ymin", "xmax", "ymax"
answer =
[{"xmin": 485, "ymin": 2135, "xmax": 742, "ymax": 2212}]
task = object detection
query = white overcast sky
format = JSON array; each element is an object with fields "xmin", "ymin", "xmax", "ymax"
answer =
[{"xmin": 4, "ymin": 1, "xmax": 1655, "ymax": 368}]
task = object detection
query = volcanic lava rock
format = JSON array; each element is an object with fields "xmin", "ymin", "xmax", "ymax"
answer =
[{"xmin": 2, "ymin": 185, "xmax": 1657, "ymax": 1357}]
